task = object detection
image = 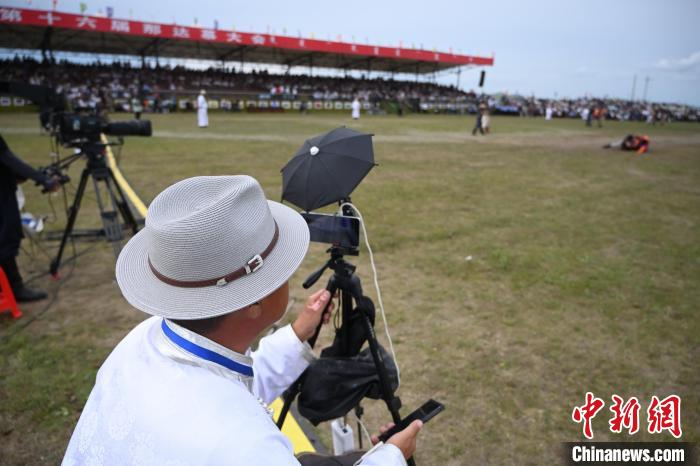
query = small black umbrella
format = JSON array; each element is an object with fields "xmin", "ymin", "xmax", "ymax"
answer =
[{"xmin": 281, "ymin": 127, "xmax": 375, "ymax": 211}]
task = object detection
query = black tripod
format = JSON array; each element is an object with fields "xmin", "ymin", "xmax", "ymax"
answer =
[
  {"xmin": 276, "ymin": 247, "xmax": 415, "ymax": 465},
  {"xmin": 49, "ymin": 140, "xmax": 139, "ymax": 276}
]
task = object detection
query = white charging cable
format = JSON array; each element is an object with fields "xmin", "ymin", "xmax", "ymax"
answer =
[
  {"xmin": 354, "ymin": 411, "xmax": 374, "ymax": 447},
  {"xmin": 339, "ymin": 202, "xmax": 401, "ymax": 387}
]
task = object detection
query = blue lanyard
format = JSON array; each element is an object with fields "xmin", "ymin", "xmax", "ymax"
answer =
[{"xmin": 161, "ymin": 319, "xmax": 254, "ymax": 377}]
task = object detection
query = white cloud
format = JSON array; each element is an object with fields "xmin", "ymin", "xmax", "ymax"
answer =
[{"xmin": 654, "ymin": 51, "xmax": 700, "ymax": 72}]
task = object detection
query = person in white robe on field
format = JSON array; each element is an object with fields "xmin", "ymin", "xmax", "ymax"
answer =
[
  {"xmin": 197, "ymin": 89, "xmax": 209, "ymax": 128},
  {"xmin": 351, "ymin": 97, "xmax": 361, "ymax": 120},
  {"xmin": 62, "ymin": 175, "xmax": 422, "ymax": 466},
  {"xmin": 545, "ymin": 104, "xmax": 553, "ymax": 120}
]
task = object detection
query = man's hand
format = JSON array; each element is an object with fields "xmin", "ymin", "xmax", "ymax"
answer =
[
  {"xmin": 371, "ymin": 420, "xmax": 423, "ymax": 460},
  {"xmin": 41, "ymin": 175, "xmax": 61, "ymax": 193},
  {"xmin": 291, "ymin": 289, "xmax": 334, "ymax": 342},
  {"xmin": 47, "ymin": 175, "xmax": 62, "ymax": 192}
]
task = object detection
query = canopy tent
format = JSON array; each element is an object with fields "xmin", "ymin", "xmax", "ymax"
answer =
[{"xmin": 0, "ymin": 7, "xmax": 494, "ymax": 74}]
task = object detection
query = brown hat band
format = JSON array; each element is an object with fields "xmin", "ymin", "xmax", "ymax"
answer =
[{"xmin": 148, "ymin": 221, "xmax": 279, "ymax": 288}]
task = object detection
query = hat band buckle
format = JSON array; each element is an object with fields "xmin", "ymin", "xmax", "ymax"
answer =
[{"xmin": 245, "ymin": 254, "xmax": 264, "ymax": 275}]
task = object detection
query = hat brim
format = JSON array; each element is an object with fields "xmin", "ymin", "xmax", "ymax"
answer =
[{"xmin": 115, "ymin": 200, "xmax": 310, "ymax": 319}]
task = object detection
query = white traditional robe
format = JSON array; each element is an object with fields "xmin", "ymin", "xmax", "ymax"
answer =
[
  {"xmin": 545, "ymin": 107, "xmax": 553, "ymax": 120},
  {"xmin": 63, "ymin": 317, "xmax": 405, "ymax": 465},
  {"xmin": 351, "ymin": 100, "xmax": 361, "ymax": 119},
  {"xmin": 197, "ymin": 95, "xmax": 209, "ymax": 127}
]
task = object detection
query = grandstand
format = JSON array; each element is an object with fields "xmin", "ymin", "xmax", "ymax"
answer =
[
  {"xmin": 1, "ymin": 57, "xmax": 481, "ymax": 114},
  {"xmin": 2, "ymin": 56, "xmax": 697, "ymax": 122},
  {"xmin": 0, "ymin": 6, "xmax": 497, "ymax": 115},
  {"xmin": 2, "ymin": 6, "xmax": 697, "ymax": 121}
]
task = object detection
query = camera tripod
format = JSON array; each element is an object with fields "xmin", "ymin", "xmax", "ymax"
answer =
[
  {"xmin": 49, "ymin": 140, "xmax": 139, "ymax": 276},
  {"xmin": 276, "ymin": 246, "xmax": 415, "ymax": 466}
]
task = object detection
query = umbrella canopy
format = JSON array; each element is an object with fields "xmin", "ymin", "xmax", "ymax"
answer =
[{"xmin": 281, "ymin": 127, "xmax": 375, "ymax": 211}]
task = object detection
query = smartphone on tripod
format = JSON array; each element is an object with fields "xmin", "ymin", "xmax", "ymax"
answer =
[{"xmin": 301, "ymin": 212, "xmax": 360, "ymax": 250}]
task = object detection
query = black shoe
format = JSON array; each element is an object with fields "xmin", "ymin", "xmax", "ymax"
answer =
[{"xmin": 14, "ymin": 286, "xmax": 48, "ymax": 303}]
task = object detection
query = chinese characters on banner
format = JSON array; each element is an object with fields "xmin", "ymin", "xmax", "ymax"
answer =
[
  {"xmin": 0, "ymin": 7, "xmax": 496, "ymax": 67},
  {"xmin": 572, "ymin": 393, "xmax": 682, "ymax": 439}
]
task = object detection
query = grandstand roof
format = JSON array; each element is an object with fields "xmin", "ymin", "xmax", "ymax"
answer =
[{"xmin": 0, "ymin": 7, "xmax": 494, "ymax": 74}]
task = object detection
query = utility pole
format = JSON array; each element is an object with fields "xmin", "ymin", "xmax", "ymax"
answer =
[
  {"xmin": 630, "ymin": 74, "xmax": 637, "ymax": 101},
  {"xmin": 643, "ymin": 76, "xmax": 650, "ymax": 102},
  {"xmin": 456, "ymin": 67, "xmax": 461, "ymax": 89}
]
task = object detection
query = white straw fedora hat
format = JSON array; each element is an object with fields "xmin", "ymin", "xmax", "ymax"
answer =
[{"xmin": 115, "ymin": 175, "xmax": 309, "ymax": 319}]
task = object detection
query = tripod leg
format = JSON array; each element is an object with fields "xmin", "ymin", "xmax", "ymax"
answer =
[
  {"xmin": 276, "ymin": 378, "xmax": 302, "ymax": 429},
  {"xmin": 92, "ymin": 176, "xmax": 123, "ymax": 258},
  {"xmin": 359, "ymin": 308, "xmax": 416, "ymax": 466},
  {"xmin": 277, "ymin": 277, "xmax": 338, "ymax": 429},
  {"xmin": 108, "ymin": 168, "xmax": 139, "ymax": 235},
  {"xmin": 50, "ymin": 168, "xmax": 90, "ymax": 276},
  {"xmin": 360, "ymin": 309, "xmax": 402, "ymax": 423}
]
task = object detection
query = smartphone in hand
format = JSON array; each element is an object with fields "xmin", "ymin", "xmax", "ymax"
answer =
[{"xmin": 378, "ymin": 399, "xmax": 444, "ymax": 443}]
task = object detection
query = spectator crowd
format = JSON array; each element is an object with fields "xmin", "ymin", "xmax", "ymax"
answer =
[{"xmin": 2, "ymin": 56, "xmax": 698, "ymax": 122}]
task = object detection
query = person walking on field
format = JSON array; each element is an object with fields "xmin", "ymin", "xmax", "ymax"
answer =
[
  {"xmin": 131, "ymin": 95, "xmax": 143, "ymax": 120},
  {"xmin": 472, "ymin": 102, "xmax": 486, "ymax": 136},
  {"xmin": 592, "ymin": 105, "xmax": 605, "ymax": 128},
  {"xmin": 351, "ymin": 97, "xmax": 361, "ymax": 120},
  {"xmin": 481, "ymin": 105, "xmax": 491, "ymax": 133},
  {"xmin": 545, "ymin": 103, "xmax": 553, "ymax": 120},
  {"xmin": 197, "ymin": 89, "xmax": 209, "ymax": 128}
]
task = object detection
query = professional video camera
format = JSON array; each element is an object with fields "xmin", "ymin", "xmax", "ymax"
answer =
[
  {"xmin": 52, "ymin": 111, "xmax": 152, "ymax": 145},
  {"xmin": 0, "ymin": 81, "xmax": 152, "ymax": 274},
  {"xmin": 0, "ymin": 81, "xmax": 151, "ymax": 145}
]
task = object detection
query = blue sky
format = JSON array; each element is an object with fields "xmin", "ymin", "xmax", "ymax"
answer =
[{"xmin": 4, "ymin": 0, "xmax": 700, "ymax": 105}]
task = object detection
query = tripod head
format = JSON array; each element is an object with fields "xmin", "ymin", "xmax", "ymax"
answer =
[
  {"xmin": 40, "ymin": 139, "xmax": 119, "ymax": 189},
  {"xmin": 303, "ymin": 246, "xmax": 356, "ymax": 288},
  {"xmin": 302, "ymin": 245, "xmax": 365, "ymax": 349}
]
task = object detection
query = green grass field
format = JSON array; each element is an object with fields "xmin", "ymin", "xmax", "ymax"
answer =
[{"xmin": 1, "ymin": 112, "xmax": 699, "ymax": 465}]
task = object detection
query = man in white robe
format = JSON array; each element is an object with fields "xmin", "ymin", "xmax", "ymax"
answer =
[
  {"xmin": 197, "ymin": 89, "xmax": 209, "ymax": 128},
  {"xmin": 545, "ymin": 104, "xmax": 553, "ymax": 120},
  {"xmin": 63, "ymin": 175, "xmax": 421, "ymax": 465},
  {"xmin": 351, "ymin": 97, "xmax": 361, "ymax": 120}
]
